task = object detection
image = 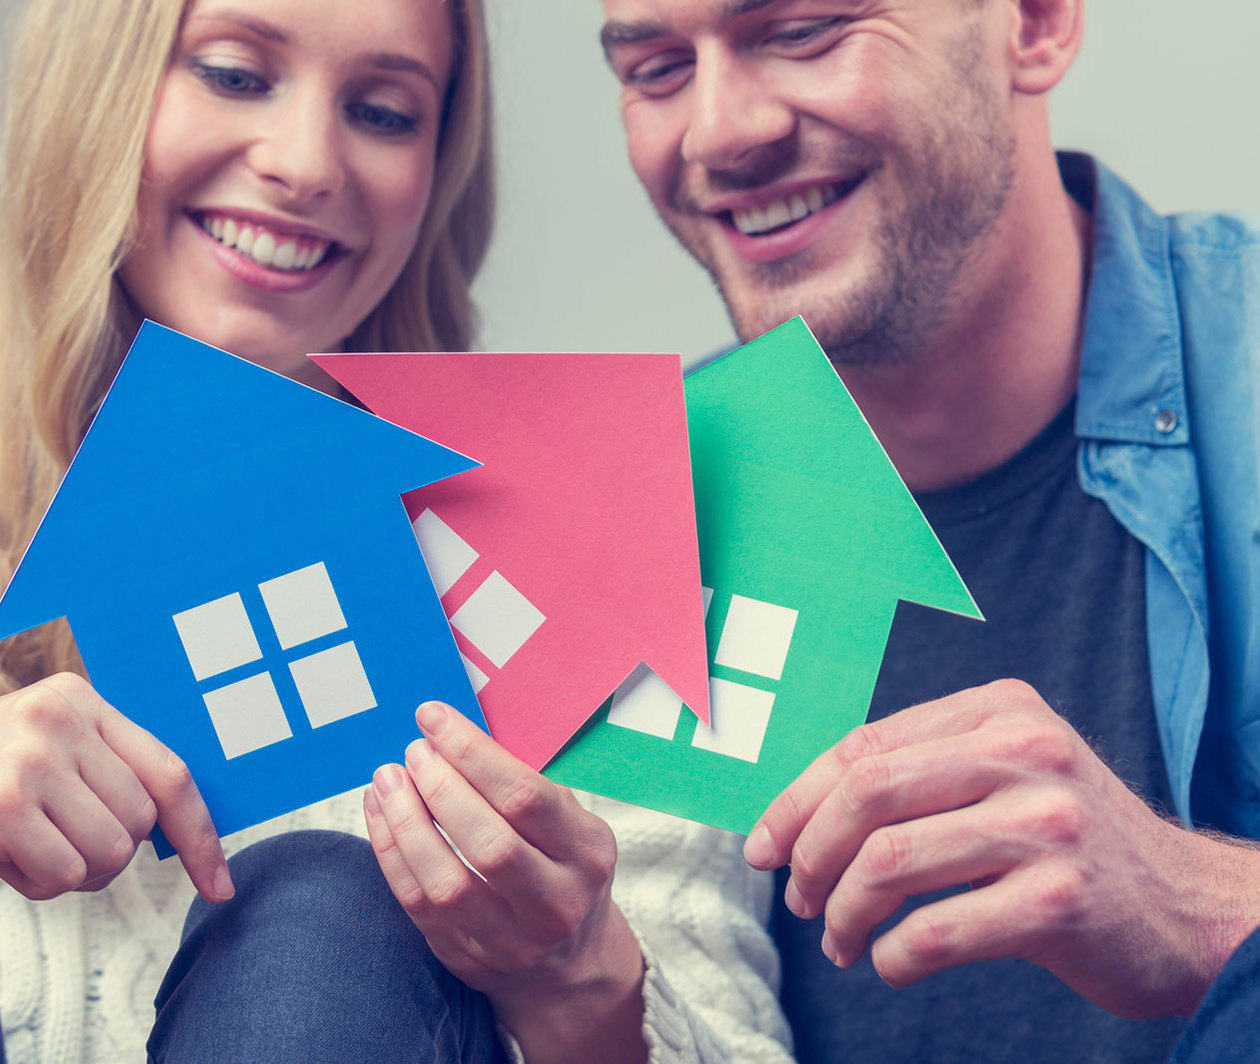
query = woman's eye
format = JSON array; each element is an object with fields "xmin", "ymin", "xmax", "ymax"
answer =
[
  {"xmin": 191, "ymin": 61, "xmax": 269, "ymax": 97},
  {"xmin": 346, "ymin": 101, "xmax": 420, "ymax": 137}
]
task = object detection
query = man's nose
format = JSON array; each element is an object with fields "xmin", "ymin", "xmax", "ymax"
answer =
[
  {"xmin": 681, "ymin": 46, "xmax": 795, "ymax": 172},
  {"xmin": 247, "ymin": 90, "xmax": 348, "ymax": 205}
]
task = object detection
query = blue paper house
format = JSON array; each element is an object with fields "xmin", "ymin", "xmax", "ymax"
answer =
[{"xmin": 0, "ymin": 322, "xmax": 487, "ymax": 851}]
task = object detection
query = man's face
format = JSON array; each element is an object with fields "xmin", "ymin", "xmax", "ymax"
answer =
[{"xmin": 601, "ymin": 0, "xmax": 1017, "ymax": 363}]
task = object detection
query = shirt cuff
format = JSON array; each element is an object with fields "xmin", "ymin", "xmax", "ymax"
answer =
[
  {"xmin": 1168, "ymin": 922, "xmax": 1260, "ymax": 1064},
  {"xmin": 495, "ymin": 928, "xmax": 729, "ymax": 1064}
]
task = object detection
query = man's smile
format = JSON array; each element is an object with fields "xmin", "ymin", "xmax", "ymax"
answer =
[
  {"xmin": 715, "ymin": 175, "xmax": 868, "ymax": 237},
  {"xmin": 694, "ymin": 172, "xmax": 871, "ymax": 265}
]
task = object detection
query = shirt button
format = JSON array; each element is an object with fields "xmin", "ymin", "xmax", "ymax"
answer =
[{"xmin": 1155, "ymin": 409, "xmax": 1178, "ymax": 435}]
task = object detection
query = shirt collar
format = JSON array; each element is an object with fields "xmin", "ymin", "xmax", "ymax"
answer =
[{"xmin": 1067, "ymin": 152, "xmax": 1189, "ymax": 446}]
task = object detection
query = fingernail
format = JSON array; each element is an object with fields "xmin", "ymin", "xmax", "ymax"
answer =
[
  {"xmin": 744, "ymin": 825, "xmax": 775, "ymax": 868},
  {"xmin": 213, "ymin": 864, "xmax": 234, "ymax": 903},
  {"xmin": 406, "ymin": 738, "xmax": 435, "ymax": 770},
  {"xmin": 821, "ymin": 933, "xmax": 843, "ymax": 967},
  {"xmin": 416, "ymin": 701, "xmax": 448, "ymax": 735},
  {"xmin": 784, "ymin": 879, "xmax": 806, "ymax": 917},
  {"xmin": 364, "ymin": 786, "xmax": 383, "ymax": 820},
  {"xmin": 374, "ymin": 764, "xmax": 407, "ymax": 796}
]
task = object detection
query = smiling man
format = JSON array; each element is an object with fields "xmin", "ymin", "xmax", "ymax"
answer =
[
  {"xmin": 595, "ymin": 0, "xmax": 1260, "ymax": 1061},
  {"xmin": 606, "ymin": 0, "xmax": 1021, "ymax": 374}
]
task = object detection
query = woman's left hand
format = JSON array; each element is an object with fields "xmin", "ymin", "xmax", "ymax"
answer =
[{"xmin": 365, "ymin": 700, "xmax": 648, "ymax": 1064}]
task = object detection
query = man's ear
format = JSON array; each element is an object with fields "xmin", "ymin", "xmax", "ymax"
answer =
[{"xmin": 1006, "ymin": 0, "xmax": 1083, "ymax": 95}]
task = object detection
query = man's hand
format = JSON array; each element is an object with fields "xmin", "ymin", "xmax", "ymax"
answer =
[
  {"xmin": 365, "ymin": 701, "xmax": 647, "ymax": 1064},
  {"xmin": 0, "ymin": 672, "xmax": 232, "ymax": 904},
  {"xmin": 744, "ymin": 678, "xmax": 1260, "ymax": 1019}
]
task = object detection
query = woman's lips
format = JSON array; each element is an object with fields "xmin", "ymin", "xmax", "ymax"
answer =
[{"xmin": 190, "ymin": 213, "xmax": 343, "ymax": 294}]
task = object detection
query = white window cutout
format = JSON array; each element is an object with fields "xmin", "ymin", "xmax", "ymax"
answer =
[
  {"xmin": 414, "ymin": 509, "xmax": 479, "ymax": 596},
  {"xmin": 449, "ymin": 571, "xmax": 545, "ymax": 669},
  {"xmin": 173, "ymin": 593, "xmax": 263, "ymax": 682},
  {"xmin": 203, "ymin": 672, "xmax": 292, "ymax": 758},
  {"xmin": 714, "ymin": 595, "xmax": 799, "ymax": 681},
  {"xmin": 258, "ymin": 562, "xmax": 347, "ymax": 651},
  {"xmin": 702, "ymin": 585, "xmax": 714, "ymax": 617},
  {"xmin": 690, "ymin": 678, "xmax": 775, "ymax": 763},
  {"xmin": 289, "ymin": 641, "xmax": 376, "ymax": 729},
  {"xmin": 607, "ymin": 663, "xmax": 684, "ymax": 740},
  {"xmin": 459, "ymin": 652, "xmax": 490, "ymax": 695}
]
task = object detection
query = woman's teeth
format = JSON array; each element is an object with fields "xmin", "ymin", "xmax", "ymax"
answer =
[
  {"xmin": 199, "ymin": 214, "xmax": 333, "ymax": 271},
  {"xmin": 731, "ymin": 181, "xmax": 847, "ymax": 237}
]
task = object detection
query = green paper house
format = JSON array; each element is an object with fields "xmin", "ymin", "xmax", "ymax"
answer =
[{"xmin": 546, "ymin": 317, "xmax": 981, "ymax": 834}]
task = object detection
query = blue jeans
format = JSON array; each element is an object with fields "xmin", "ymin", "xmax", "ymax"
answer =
[{"xmin": 147, "ymin": 830, "xmax": 507, "ymax": 1063}]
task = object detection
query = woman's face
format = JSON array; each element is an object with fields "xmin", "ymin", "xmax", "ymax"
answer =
[{"xmin": 118, "ymin": 0, "xmax": 454, "ymax": 382}]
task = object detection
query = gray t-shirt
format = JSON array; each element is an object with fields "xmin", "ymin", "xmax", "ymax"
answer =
[{"xmin": 772, "ymin": 400, "xmax": 1187, "ymax": 1063}]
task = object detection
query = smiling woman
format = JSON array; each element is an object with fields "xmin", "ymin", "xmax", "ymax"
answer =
[
  {"xmin": 0, "ymin": 0, "xmax": 492, "ymax": 1057},
  {"xmin": 0, "ymin": 0, "xmax": 492, "ymax": 689},
  {"xmin": 118, "ymin": 0, "xmax": 464, "ymax": 380}
]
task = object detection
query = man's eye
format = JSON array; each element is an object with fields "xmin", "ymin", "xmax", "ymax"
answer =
[
  {"xmin": 765, "ymin": 17, "xmax": 848, "ymax": 50},
  {"xmin": 191, "ymin": 62, "xmax": 269, "ymax": 96},
  {"xmin": 626, "ymin": 56, "xmax": 694, "ymax": 96},
  {"xmin": 346, "ymin": 101, "xmax": 419, "ymax": 137}
]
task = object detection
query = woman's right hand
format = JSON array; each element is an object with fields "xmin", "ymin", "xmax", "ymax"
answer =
[{"xmin": 0, "ymin": 671, "xmax": 232, "ymax": 903}]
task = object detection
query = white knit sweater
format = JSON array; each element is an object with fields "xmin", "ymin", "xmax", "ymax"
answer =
[{"xmin": 0, "ymin": 790, "xmax": 794, "ymax": 1063}]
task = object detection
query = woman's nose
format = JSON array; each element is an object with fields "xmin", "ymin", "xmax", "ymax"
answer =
[{"xmin": 246, "ymin": 90, "xmax": 348, "ymax": 205}]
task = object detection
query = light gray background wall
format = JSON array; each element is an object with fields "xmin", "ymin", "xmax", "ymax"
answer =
[
  {"xmin": 3, "ymin": 0, "xmax": 1256, "ymax": 364},
  {"xmin": 473, "ymin": 2, "xmax": 1260, "ymax": 364}
]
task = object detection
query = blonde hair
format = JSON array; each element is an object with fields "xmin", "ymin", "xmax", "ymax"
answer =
[{"xmin": 0, "ymin": 0, "xmax": 495, "ymax": 690}]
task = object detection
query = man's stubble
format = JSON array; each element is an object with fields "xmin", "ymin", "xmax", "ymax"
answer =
[{"xmin": 659, "ymin": 19, "xmax": 1016, "ymax": 367}]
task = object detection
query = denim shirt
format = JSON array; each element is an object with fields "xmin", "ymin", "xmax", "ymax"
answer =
[{"xmin": 1070, "ymin": 152, "xmax": 1260, "ymax": 834}]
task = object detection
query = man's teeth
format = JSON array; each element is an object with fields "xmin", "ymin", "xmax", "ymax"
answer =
[
  {"xmin": 200, "ymin": 215, "xmax": 332, "ymax": 271},
  {"xmin": 732, "ymin": 182, "xmax": 846, "ymax": 236}
]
